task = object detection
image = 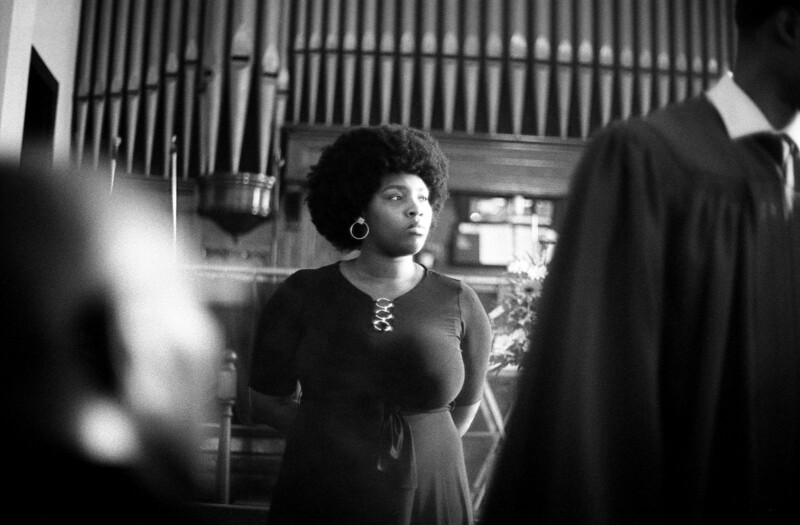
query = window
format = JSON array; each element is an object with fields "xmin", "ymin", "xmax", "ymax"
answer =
[{"xmin": 451, "ymin": 195, "xmax": 561, "ymax": 267}]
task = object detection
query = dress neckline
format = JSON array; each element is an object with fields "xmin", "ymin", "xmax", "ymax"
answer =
[{"xmin": 335, "ymin": 261, "xmax": 428, "ymax": 302}]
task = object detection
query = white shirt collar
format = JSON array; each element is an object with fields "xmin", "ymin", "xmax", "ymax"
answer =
[{"xmin": 706, "ymin": 72, "xmax": 800, "ymax": 146}]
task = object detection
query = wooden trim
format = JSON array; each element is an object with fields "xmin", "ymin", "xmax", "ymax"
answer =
[{"xmin": 283, "ymin": 124, "xmax": 586, "ymax": 197}]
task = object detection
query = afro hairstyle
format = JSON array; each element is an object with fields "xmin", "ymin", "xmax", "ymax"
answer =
[{"xmin": 306, "ymin": 124, "xmax": 450, "ymax": 251}]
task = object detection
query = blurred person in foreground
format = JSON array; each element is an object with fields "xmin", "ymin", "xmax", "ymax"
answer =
[
  {"xmin": 248, "ymin": 124, "xmax": 492, "ymax": 524},
  {"xmin": 1, "ymin": 162, "xmax": 223, "ymax": 522},
  {"xmin": 482, "ymin": 1, "xmax": 800, "ymax": 523}
]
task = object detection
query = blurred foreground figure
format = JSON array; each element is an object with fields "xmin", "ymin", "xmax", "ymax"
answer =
[
  {"xmin": 483, "ymin": 1, "xmax": 800, "ymax": 523},
  {"xmin": 1, "ymin": 163, "xmax": 222, "ymax": 522}
]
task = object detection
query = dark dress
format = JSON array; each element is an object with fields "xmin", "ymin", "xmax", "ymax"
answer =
[
  {"xmin": 250, "ymin": 263, "xmax": 492, "ymax": 524},
  {"xmin": 483, "ymin": 97, "xmax": 800, "ymax": 524}
]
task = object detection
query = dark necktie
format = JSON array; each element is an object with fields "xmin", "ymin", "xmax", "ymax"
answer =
[{"xmin": 747, "ymin": 132, "xmax": 799, "ymax": 216}]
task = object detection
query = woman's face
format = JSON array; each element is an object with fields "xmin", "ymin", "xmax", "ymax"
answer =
[{"xmin": 362, "ymin": 172, "xmax": 433, "ymax": 257}]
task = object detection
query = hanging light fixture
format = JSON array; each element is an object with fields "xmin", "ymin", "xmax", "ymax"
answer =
[{"xmin": 197, "ymin": 172, "xmax": 276, "ymax": 240}]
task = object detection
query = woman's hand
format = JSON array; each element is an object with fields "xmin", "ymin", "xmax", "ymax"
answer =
[{"xmin": 451, "ymin": 401, "xmax": 481, "ymax": 436}]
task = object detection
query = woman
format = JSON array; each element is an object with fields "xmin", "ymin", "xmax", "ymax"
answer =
[{"xmin": 248, "ymin": 124, "xmax": 492, "ymax": 524}]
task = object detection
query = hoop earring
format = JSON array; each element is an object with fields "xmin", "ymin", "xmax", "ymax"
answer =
[{"xmin": 349, "ymin": 217, "xmax": 369, "ymax": 240}]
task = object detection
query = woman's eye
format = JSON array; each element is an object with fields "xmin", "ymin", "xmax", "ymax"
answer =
[
  {"xmin": 419, "ymin": 195, "xmax": 429, "ymax": 202},
  {"xmin": 387, "ymin": 194, "xmax": 403, "ymax": 201}
]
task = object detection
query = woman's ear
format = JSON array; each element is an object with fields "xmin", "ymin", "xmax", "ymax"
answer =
[{"xmin": 775, "ymin": 7, "xmax": 800, "ymax": 47}]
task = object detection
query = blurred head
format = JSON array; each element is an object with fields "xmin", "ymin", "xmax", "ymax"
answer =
[
  {"xmin": 734, "ymin": 0, "xmax": 800, "ymax": 111},
  {"xmin": 1, "ymin": 164, "xmax": 222, "ymax": 496},
  {"xmin": 735, "ymin": 0, "xmax": 800, "ymax": 36},
  {"xmin": 305, "ymin": 124, "xmax": 449, "ymax": 252}
]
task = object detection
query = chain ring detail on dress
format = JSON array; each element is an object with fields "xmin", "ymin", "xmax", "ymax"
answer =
[{"xmin": 372, "ymin": 298, "xmax": 394, "ymax": 332}]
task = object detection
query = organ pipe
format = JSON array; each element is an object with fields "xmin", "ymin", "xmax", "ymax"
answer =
[
  {"xmin": 182, "ymin": 0, "xmax": 201, "ymax": 180},
  {"xmin": 555, "ymin": 0, "xmax": 573, "ymax": 138},
  {"xmin": 292, "ymin": 0, "xmax": 308, "ymax": 124},
  {"xmin": 124, "ymin": 0, "xmax": 145, "ymax": 175},
  {"xmin": 259, "ymin": 0, "xmax": 283, "ymax": 175},
  {"xmin": 706, "ymin": 0, "xmax": 720, "ymax": 84},
  {"xmin": 199, "ymin": 0, "xmax": 227, "ymax": 175},
  {"xmin": 420, "ymin": 0, "xmax": 438, "ymax": 130},
  {"xmin": 637, "ymin": 0, "xmax": 653, "ymax": 117},
  {"xmin": 597, "ymin": 0, "xmax": 614, "ymax": 127},
  {"xmin": 689, "ymin": 0, "xmax": 704, "ymax": 96},
  {"xmin": 673, "ymin": 0, "xmax": 689, "ymax": 103},
  {"xmin": 306, "ymin": 0, "xmax": 323, "ymax": 125},
  {"xmin": 228, "ymin": 0, "xmax": 257, "ymax": 174},
  {"xmin": 360, "ymin": 0, "xmax": 377, "ymax": 125},
  {"xmin": 618, "ymin": 0, "xmax": 634, "ymax": 121},
  {"xmin": 274, "ymin": 0, "xmax": 291, "ymax": 172},
  {"xmin": 163, "ymin": 0, "xmax": 183, "ymax": 179},
  {"xmin": 74, "ymin": 0, "xmax": 738, "ymax": 177},
  {"xmin": 533, "ymin": 0, "xmax": 551, "ymax": 136},
  {"xmin": 655, "ymin": 0, "xmax": 671, "ymax": 109},
  {"xmin": 143, "ymin": 1, "xmax": 165, "ymax": 176},
  {"xmin": 91, "ymin": 0, "xmax": 112, "ymax": 172},
  {"xmin": 719, "ymin": 0, "xmax": 733, "ymax": 74},
  {"xmin": 379, "ymin": 0, "xmax": 397, "ymax": 124},
  {"xmin": 485, "ymin": 0, "xmax": 503, "ymax": 135},
  {"xmin": 108, "ymin": 0, "xmax": 129, "ymax": 170},
  {"xmin": 399, "ymin": 0, "xmax": 416, "ymax": 127},
  {"xmin": 441, "ymin": 0, "xmax": 459, "ymax": 133},
  {"xmin": 341, "ymin": 0, "xmax": 358, "ymax": 127},
  {"xmin": 463, "ymin": 0, "xmax": 480, "ymax": 133},
  {"xmin": 509, "ymin": 0, "xmax": 528, "ymax": 137},
  {"xmin": 576, "ymin": 0, "xmax": 593, "ymax": 138},
  {"xmin": 324, "ymin": 0, "xmax": 341, "ymax": 125},
  {"xmin": 74, "ymin": 0, "xmax": 96, "ymax": 170}
]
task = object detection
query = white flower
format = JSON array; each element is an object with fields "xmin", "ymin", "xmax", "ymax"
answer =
[{"xmin": 527, "ymin": 264, "xmax": 548, "ymax": 281}]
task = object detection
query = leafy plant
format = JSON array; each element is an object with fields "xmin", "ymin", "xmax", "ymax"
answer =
[{"xmin": 488, "ymin": 255, "xmax": 548, "ymax": 371}]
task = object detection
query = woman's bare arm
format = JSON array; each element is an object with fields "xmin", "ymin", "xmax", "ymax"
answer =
[{"xmin": 451, "ymin": 401, "xmax": 481, "ymax": 436}]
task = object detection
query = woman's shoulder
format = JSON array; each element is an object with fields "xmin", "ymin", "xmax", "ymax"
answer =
[
  {"xmin": 424, "ymin": 269, "xmax": 481, "ymax": 300},
  {"xmin": 277, "ymin": 263, "xmax": 340, "ymax": 295}
]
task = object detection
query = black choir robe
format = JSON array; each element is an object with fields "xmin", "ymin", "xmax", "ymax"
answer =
[{"xmin": 482, "ymin": 97, "xmax": 800, "ymax": 524}]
